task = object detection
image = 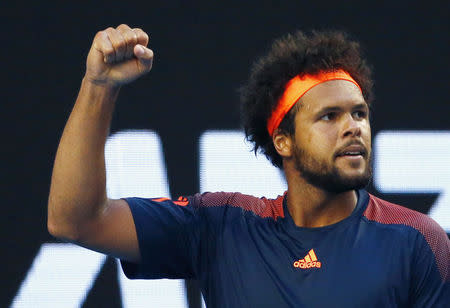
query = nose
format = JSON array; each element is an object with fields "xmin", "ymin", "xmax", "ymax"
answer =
[{"xmin": 342, "ymin": 113, "xmax": 361, "ymax": 138}]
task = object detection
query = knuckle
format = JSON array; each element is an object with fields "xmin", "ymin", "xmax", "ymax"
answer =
[
  {"xmin": 117, "ymin": 23, "xmax": 130, "ymax": 30},
  {"xmin": 133, "ymin": 28, "xmax": 145, "ymax": 37},
  {"xmin": 103, "ymin": 48, "xmax": 115, "ymax": 58},
  {"xmin": 128, "ymin": 34, "xmax": 138, "ymax": 46},
  {"xmin": 94, "ymin": 31, "xmax": 106, "ymax": 40},
  {"xmin": 130, "ymin": 34, "xmax": 138, "ymax": 44},
  {"xmin": 121, "ymin": 30, "xmax": 134, "ymax": 42},
  {"xmin": 134, "ymin": 29, "xmax": 149, "ymax": 43},
  {"xmin": 133, "ymin": 28, "xmax": 148, "ymax": 43},
  {"xmin": 104, "ymin": 28, "xmax": 115, "ymax": 39},
  {"xmin": 117, "ymin": 38, "xmax": 127, "ymax": 48},
  {"xmin": 128, "ymin": 29, "xmax": 138, "ymax": 40},
  {"xmin": 104, "ymin": 46, "xmax": 114, "ymax": 54}
]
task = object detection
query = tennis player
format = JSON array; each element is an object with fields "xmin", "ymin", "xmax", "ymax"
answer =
[{"xmin": 48, "ymin": 24, "xmax": 449, "ymax": 307}]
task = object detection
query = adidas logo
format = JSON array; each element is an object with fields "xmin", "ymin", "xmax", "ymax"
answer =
[{"xmin": 293, "ymin": 249, "xmax": 322, "ymax": 269}]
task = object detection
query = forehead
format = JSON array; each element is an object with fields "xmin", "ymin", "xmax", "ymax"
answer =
[{"xmin": 299, "ymin": 80, "xmax": 366, "ymax": 112}]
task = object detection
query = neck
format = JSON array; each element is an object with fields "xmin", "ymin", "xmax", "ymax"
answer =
[{"xmin": 285, "ymin": 175, "xmax": 358, "ymax": 228}]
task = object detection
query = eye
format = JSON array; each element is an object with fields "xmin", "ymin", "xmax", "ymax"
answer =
[
  {"xmin": 353, "ymin": 110, "xmax": 367, "ymax": 119},
  {"xmin": 321, "ymin": 112, "xmax": 336, "ymax": 121}
]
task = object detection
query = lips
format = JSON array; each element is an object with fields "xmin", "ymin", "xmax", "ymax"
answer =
[{"xmin": 336, "ymin": 144, "xmax": 367, "ymax": 158}]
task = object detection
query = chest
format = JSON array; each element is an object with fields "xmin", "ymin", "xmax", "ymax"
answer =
[{"xmin": 201, "ymin": 219, "xmax": 412, "ymax": 308}]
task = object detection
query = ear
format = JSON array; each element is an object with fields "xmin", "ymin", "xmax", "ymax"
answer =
[{"xmin": 272, "ymin": 130, "xmax": 293, "ymax": 159}]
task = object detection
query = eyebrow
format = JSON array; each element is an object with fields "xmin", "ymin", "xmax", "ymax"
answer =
[{"xmin": 316, "ymin": 102, "xmax": 368, "ymax": 115}]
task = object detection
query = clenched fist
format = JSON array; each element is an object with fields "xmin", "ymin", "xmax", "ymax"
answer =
[{"xmin": 85, "ymin": 24, "xmax": 153, "ymax": 86}]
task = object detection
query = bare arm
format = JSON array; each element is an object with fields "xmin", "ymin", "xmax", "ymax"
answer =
[{"xmin": 47, "ymin": 24, "xmax": 153, "ymax": 262}]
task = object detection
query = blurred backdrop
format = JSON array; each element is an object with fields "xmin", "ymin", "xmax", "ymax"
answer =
[{"xmin": 3, "ymin": 1, "xmax": 449, "ymax": 307}]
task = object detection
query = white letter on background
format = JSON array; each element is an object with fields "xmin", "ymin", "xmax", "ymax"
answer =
[
  {"xmin": 374, "ymin": 131, "xmax": 450, "ymax": 232},
  {"xmin": 105, "ymin": 130, "xmax": 188, "ymax": 308},
  {"xmin": 12, "ymin": 130, "xmax": 188, "ymax": 308},
  {"xmin": 199, "ymin": 130, "xmax": 287, "ymax": 198},
  {"xmin": 11, "ymin": 244, "xmax": 106, "ymax": 308}
]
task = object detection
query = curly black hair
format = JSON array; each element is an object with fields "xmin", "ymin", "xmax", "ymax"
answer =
[{"xmin": 240, "ymin": 30, "xmax": 374, "ymax": 169}]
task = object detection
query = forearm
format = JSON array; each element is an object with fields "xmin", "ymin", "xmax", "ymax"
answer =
[{"xmin": 48, "ymin": 78, "xmax": 120, "ymax": 239}]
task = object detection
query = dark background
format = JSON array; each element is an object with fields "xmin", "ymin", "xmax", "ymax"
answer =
[{"xmin": 3, "ymin": 1, "xmax": 449, "ymax": 307}]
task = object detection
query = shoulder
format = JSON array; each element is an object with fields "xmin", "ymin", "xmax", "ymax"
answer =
[
  {"xmin": 189, "ymin": 191, "xmax": 285, "ymax": 220},
  {"xmin": 364, "ymin": 194, "xmax": 450, "ymax": 281},
  {"xmin": 364, "ymin": 194, "xmax": 447, "ymax": 239}
]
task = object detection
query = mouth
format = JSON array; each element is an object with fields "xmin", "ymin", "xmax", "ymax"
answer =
[{"xmin": 335, "ymin": 144, "xmax": 367, "ymax": 160}]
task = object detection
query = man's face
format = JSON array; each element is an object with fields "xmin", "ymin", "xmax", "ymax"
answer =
[{"xmin": 291, "ymin": 80, "xmax": 372, "ymax": 193}]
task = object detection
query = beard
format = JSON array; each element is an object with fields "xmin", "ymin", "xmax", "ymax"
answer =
[{"xmin": 293, "ymin": 144, "xmax": 372, "ymax": 193}]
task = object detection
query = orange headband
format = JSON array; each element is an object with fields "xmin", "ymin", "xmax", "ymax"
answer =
[{"xmin": 267, "ymin": 70, "xmax": 362, "ymax": 136}]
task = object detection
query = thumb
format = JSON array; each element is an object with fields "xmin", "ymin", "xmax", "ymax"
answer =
[{"xmin": 134, "ymin": 44, "xmax": 154, "ymax": 71}]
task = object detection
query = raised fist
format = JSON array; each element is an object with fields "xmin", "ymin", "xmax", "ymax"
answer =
[{"xmin": 85, "ymin": 24, "xmax": 153, "ymax": 86}]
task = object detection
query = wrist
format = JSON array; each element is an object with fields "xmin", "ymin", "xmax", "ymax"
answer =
[
  {"xmin": 79, "ymin": 77, "xmax": 121, "ymax": 106},
  {"xmin": 82, "ymin": 75, "xmax": 122, "ymax": 90}
]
